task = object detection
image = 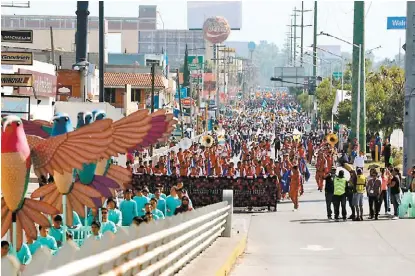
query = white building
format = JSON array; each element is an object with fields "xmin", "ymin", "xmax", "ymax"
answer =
[{"xmin": 1, "ymin": 60, "xmax": 56, "ymax": 121}]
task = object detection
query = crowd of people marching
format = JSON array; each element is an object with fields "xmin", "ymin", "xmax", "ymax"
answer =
[{"xmin": 3, "ymin": 95, "xmax": 414, "ymax": 269}]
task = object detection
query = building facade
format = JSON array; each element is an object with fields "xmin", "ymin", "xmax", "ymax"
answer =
[
  {"xmin": 1, "ymin": 15, "xmax": 140, "ymax": 53},
  {"xmin": 138, "ymin": 30, "xmax": 206, "ymax": 70}
]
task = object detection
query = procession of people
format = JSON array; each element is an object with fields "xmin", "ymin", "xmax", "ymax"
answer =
[{"xmin": 3, "ymin": 92, "xmax": 414, "ymax": 269}]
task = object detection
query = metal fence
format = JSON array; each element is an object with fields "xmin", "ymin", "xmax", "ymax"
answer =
[{"xmin": 2, "ymin": 191, "xmax": 233, "ymax": 276}]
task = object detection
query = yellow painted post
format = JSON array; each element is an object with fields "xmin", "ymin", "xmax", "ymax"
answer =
[{"xmin": 375, "ymin": 145, "xmax": 379, "ymax": 162}]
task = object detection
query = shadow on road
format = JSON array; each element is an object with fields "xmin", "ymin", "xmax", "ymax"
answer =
[{"xmin": 290, "ymin": 217, "xmax": 394, "ymax": 224}]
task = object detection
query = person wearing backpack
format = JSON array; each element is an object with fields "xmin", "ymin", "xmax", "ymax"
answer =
[
  {"xmin": 353, "ymin": 168, "xmax": 366, "ymax": 221},
  {"xmin": 367, "ymin": 169, "xmax": 382, "ymax": 220}
]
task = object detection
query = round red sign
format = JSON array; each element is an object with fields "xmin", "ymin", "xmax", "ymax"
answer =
[{"xmin": 203, "ymin": 16, "xmax": 231, "ymax": 44}]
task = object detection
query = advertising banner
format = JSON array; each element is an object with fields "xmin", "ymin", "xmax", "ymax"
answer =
[
  {"xmin": 18, "ymin": 69, "xmax": 57, "ymax": 97},
  {"xmin": 132, "ymin": 174, "xmax": 278, "ymax": 209},
  {"xmin": 1, "ymin": 30, "xmax": 33, "ymax": 43},
  {"xmin": 1, "ymin": 74, "xmax": 33, "ymax": 87},
  {"xmin": 1, "ymin": 52, "xmax": 33, "ymax": 65}
]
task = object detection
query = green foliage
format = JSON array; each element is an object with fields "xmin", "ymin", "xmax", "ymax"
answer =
[
  {"xmin": 297, "ymin": 93, "xmax": 312, "ymax": 113},
  {"xmin": 337, "ymin": 99, "xmax": 352, "ymax": 126},
  {"xmin": 315, "ymin": 78, "xmax": 336, "ymax": 122},
  {"xmin": 182, "ymin": 44, "xmax": 190, "ymax": 87},
  {"xmin": 392, "ymin": 147, "xmax": 403, "ymax": 167},
  {"xmin": 330, "ymin": 65, "xmax": 404, "ymax": 136}
]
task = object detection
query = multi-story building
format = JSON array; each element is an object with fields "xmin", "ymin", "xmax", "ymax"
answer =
[
  {"xmin": 138, "ymin": 30, "xmax": 206, "ymax": 70},
  {"xmin": 1, "ymin": 14, "xmax": 140, "ymax": 53}
]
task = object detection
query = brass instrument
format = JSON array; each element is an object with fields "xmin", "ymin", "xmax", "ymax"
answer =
[
  {"xmin": 293, "ymin": 134, "xmax": 301, "ymax": 143},
  {"xmin": 201, "ymin": 135, "xmax": 214, "ymax": 148},
  {"xmin": 213, "ymin": 125, "xmax": 219, "ymax": 132},
  {"xmin": 326, "ymin": 133, "xmax": 338, "ymax": 147},
  {"xmin": 343, "ymin": 163, "xmax": 355, "ymax": 172}
]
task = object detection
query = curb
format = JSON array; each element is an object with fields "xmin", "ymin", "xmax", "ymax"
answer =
[{"xmin": 215, "ymin": 235, "xmax": 247, "ymax": 276}]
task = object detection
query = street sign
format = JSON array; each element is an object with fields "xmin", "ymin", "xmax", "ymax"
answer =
[
  {"xmin": 175, "ymin": 87, "xmax": 188, "ymax": 99},
  {"xmin": 1, "ymin": 30, "xmax": 33, "ymax": 43},
  {"xmin": 1, "ymin": 52, "xmax": 33, "ymax": 65},
  {"xmin": 248, "ymin": 41, "xmax": 256, "ymax": 51},
  {"xmin": 188, "ymin": 55, "xmax": 204, "ymax": 85},
  {"xmin": 387, "ymin": 17, "xmax": 406, "ymax": 30},
  {"xmin": 1, "ymin": 74, "xmax": 33, "ymax": 87},
  {"xmin": 332, "ymin": 72, "xmax": 343, "ymax": 80},
  {"xmin": 187, "ymin": 55, "xmax": 204, "ymax": 71}
]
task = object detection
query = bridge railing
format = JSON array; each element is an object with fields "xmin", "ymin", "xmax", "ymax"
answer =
[{"xmin": 2, "ymin": 190, "xmax": 233, "ymax": 276}]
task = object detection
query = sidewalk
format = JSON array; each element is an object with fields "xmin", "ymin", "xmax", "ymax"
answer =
[{"xmin": 176, "ymin": 214, "xmax": 251, "ymax": 276}]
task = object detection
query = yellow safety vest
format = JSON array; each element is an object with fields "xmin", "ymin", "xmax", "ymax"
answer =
[
  {"xmin": 334, "ymin": 177, "xmax": 347, "ymax": 196},
  {"xmin": 356, "ymin": 175, "xmax": 366, "ymax": 194}
]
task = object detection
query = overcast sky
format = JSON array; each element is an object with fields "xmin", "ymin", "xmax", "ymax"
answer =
[{"xmin": 1, "ymin": 0, "xmax": 407, "ymax": 60}]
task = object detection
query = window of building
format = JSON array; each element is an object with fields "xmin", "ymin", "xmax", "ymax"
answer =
[
  {"xmin": 104, "ymin": 88, "xmax": 116, "ymax": 103},
  {"xmin": 131, "ymin": 89, "xmax": 141, "ymax": 102}
]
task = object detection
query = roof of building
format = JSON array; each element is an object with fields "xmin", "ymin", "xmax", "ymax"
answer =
[{"xmin": 104, "ymin": 72, "xmax": 165, "ymax": 88}]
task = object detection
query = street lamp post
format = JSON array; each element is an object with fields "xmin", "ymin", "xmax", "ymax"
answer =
[
  {"xmin": 305, "ymin": 51, "xmax": 334, "ymax": 131},
  {"xmin": 309, "ymin": 45, "xmax": 345, "ymax": 93},
  {"xmin": 319, "ymin": 31, "xmax": 363, "ymax": 146}
]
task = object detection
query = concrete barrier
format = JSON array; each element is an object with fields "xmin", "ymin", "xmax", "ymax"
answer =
[{"xmin": 2, "ymin": 191, "xmax": 234, "ymax": 276}]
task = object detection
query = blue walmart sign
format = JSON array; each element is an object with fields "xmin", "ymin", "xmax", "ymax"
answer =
[{"xmin": 387, "ymin": 17, "xmax": 406, "ymax": 30}]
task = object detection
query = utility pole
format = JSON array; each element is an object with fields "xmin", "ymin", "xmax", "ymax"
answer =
[
  {"xmin": 99, "ymin": 1, "xmax": 105, "ymax": 102},
  {"xmin": 150, "ymin": 63, "xmax": 155, "ymax": 113},
  {"xmin": 294, "ymin": 2, "xmax": 312, "ymax": 67},
  {"xmin": 351, "ymin": 1, "xmax": 365, "ymax": 151},
  {"xmin": 403, "ymin": 1, "xmax": 415, "ymax": 176},
  {"xmin": 293, "ymin": 8, "xmax": 298, "ymax": 66},
  {"xmin": 149, "ymin": 62, "xmax": 155, "ymax": 156},
  {"xmin": 287, "ymin": 14, "xmax": 300, "ymax": 66},
  {"xmin": 176, "ymin": 68, "xmax": 184, "ymax": 138},
  {"xmin": 312, "ymin": 1, "xmax": 317, "ymax": 128}
]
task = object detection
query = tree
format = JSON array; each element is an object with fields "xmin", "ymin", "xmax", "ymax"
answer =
[
  {"xmin": 297, "ymin": 93, "xmax": 312, "ymax": 113},
  {"xmin": 366, "ymin": 65, "xmax": 405, "ymax": 137},
  {"xmin": 315, "ymin": 78, "xmax": 336, "ymax": 122},
  {"xmin": 182, "ymin": 44, "xmax": 190, "ymax": 87},
  {"xmin": 336, "ymin": 99, "xmax": 352, "ymax": 126},
  {"xmin": 332, "ymin": 65, "xmax": 405, "ymax": 137}
]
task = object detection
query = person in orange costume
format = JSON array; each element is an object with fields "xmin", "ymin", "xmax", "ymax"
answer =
[
  {"xmin": 307, "ymin": 139, "xmax": 314, "ymax": 163},
  {"xmin": 298, "ymin": 144, "xmax": 306, "ymax": 159},
  {"xmin": 290, "ymin": 165, "xmax": 304, "ymax": 210},
  {"xmin": 315, "ymin": 152, "xmax": 326, "ymax": 191}
]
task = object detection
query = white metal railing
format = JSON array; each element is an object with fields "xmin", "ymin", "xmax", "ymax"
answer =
[{"xmin": 2, "ymin": 190, "xmax": 233, "ymax": 276}]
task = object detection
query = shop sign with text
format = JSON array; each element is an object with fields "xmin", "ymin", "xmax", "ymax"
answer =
[{"xmin": 18, "ymin": 69, "xmax": 57, "ymax": 97}]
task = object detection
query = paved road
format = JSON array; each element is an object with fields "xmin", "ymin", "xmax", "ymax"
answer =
[{"xmin": 232, "ymin": 168, "xmax": 415, "ymax": 276}]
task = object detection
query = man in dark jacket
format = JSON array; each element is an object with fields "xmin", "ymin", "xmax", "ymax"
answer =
[
  {"xmin": 324, "ymin": 167, "xmax": 337, "ymax": 219},
  {"xmin": 383, "ymin": 138, "xmax": 392, "ymax": 168}
]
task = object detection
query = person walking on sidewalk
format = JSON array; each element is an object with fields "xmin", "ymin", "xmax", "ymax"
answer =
[
  {"xmin": 367, "ymin": 169, "xmax": 382, "ymax": 220},
  {"xmin": 333, "ymin": 170, "xmax": 348, "ymax": 221},
  {"xmin": 389, "ymin": 168, "xmax": 401, "ymax": 220},
  {"xmin": 353, "ymin": 168, "xmax": 366, "ymax": 221}
]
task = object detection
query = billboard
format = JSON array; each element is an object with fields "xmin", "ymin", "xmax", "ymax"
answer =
[
  {"xmin": 187, "ymin": 1, "xmax": 242, "ymax": 30},
  {"xmin": 188, "ymin": 55, "xmax": 204, "ymax": 85},
  {"xmin": 273, "ymin": 67, "xmax": 306, "ymax": 88},
  {"xmin": 18, "ymin": 69, "xmax": 57, "ymax": 97},
  {"xmin": 1, "ymin": 74, "xmax": 33, "ymax": 87},
  {"xmin": 1, "ymin": 52, "xmax": 33, "ymax": 65},
  {"xmin": 1, "ymin": 30, "xmax": 33, "ymax": 43}
]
